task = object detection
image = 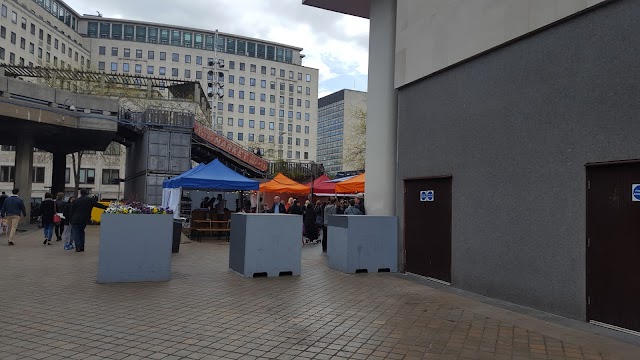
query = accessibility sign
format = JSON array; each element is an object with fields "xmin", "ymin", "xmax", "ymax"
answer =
[
  {"xmin": 632, "ymin": 184, "xmax": 640, "ymax": 202},
  {"xmin": 420, "ymin": 190, "xmax": 435, "ymax": 202}
]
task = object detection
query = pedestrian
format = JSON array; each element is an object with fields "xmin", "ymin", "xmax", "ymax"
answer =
[
  {"xmin": 0, "ymin": 191, "xmax": 7, "ymax": 209},
  {"xmin": 288, "ymin": 199, "xmax": 303, "ymax": 215},
  {"xmin": 40, "ymin": 192, "xmax": 55, "ymax": 245},
  {"xmin": 323, "ymin": 198, "xmax": 337, "ymax": 253},
  {"xmin": 270, "ymin": 196, "xmax": 286, "ymax": 213},
  {"xmin": 0, "ymin": 188, "xmax": 27, "ymax": 246},
  {"xmin": 62, "ymin": 196, "xmax": 75, "ymax": 249},
  {"xmin": 69, "ymin": 189, "xmax": 108, "ymax": 252},
  {"xmin": 54, "ymin": 192, "xmax": 66, "ymax": 241},
  {"xmin": 304, "ymin": 203, "xmax": 319, "ymax": 242},
  {"xmin": 344, "ymin": 199, "xmax": 363, "ymax": 215},
  {"xmin": 355, "ymin": 196, "xmax": 365, "ymax": 215}
]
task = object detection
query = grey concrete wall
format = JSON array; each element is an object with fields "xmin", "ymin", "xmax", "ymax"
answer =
[
  {"xmin": 98, "ymin": 214, "xmax": 173, "ymax": 283},
  {"xmin": 396, "ymin": 0, "xmax": 640, "ymax": 320}
]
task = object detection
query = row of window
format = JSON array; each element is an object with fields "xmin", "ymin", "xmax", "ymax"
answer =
[
  {"xmin": 0, "ymin": 18, "xmax": 88, "ymax": 67},
  {"xmin": 98, "ymin": 48, "xmax": 312, "ymax": 80},
  {"xmin": 0, "ymin": 165, "xmax": 119, "ymax": 185},
  {"xmin": 31, "ymin": 0, "xmax": 77, "ymax": 31},
  {"xmin": 88, "ymin": 22, "xmax": 294, "ymax": 64}
]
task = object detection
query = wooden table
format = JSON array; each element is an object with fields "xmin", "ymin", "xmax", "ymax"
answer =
[{"xmin": 190, "ymin": 219, "xmax": 231, "ymax": 242}]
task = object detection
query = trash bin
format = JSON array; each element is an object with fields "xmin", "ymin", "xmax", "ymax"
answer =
[{"xmin": 172, "ymin": 219, "xmax": 182, "ymax": 253}]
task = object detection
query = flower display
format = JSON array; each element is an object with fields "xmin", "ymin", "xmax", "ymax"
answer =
[{"xmin": 104, "ymin": 201, "xmax": 174, "ymax": 215}]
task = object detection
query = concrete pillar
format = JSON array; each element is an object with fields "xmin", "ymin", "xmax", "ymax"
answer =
[
  {"xmin": 51, "ymin": 152, "xmax": 66, "ymax": 196},
  {"xmin": 14, "ymin": 139, "xmax": 34, "ymax": 224},
  {"xmin": 364, "ymin": 0, "xmax": 397, "ymax": 216}
]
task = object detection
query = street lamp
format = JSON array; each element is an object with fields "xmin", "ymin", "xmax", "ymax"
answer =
[
  {"xmin": 62, "ymin": 98, "xmax": 76, "ymax": 111},
  {"xmin": 205, "ymin": 30, "xmax": 225, "ymax": 132}
]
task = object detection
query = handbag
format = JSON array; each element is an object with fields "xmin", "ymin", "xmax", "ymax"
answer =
[{"xmin": 53, "ymin": 201, "xmax": 62, "ymax": 225}]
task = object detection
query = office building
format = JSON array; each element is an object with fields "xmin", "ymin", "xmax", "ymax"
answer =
[
  {"xmin": 317, "ymin": 89, "xmax": 366, "ymax": 175},
  {"xmin": 0, "ymin": 0, "xmax": 318, "ymax": 164},
  {"xmin": 305, "ymin": 0, "xmax": 640, "ymax": 333}
]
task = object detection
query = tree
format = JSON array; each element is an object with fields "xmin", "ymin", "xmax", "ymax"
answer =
[{"xmin": 343, "ymin": 107, "xmax": 367, "ymax": 170}]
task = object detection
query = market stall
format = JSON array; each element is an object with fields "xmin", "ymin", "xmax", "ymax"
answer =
[{"xmin": 335, "ymin": 173, "xmax": 366, "ymax": 194}]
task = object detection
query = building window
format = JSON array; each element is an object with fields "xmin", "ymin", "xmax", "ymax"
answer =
[
  {"xmin": 237, "ymin": 133, "xmax": 243, "ymax": 141},
  {"xmin": 136, "ymin": 49, "xmax": 142, "ymax": 58},
  {"xmin": 305, "ymin": 113, "xmax": 310, "ymax": 121},
  {"xmin": 239, "ymin": 77, "xmax": 245, "ymax": 85},
  {"xmin": 196, "ymin": 71, "xmax": 202, "ymax": 79},
  {"xmin": 159, "ymin": 67, "xmax": 166, "ymax": 75},
  {"xmin": 111, "ymin": 62, "xmax": 117, "ymax": 72},
  {"xmin": 238, "ymin": 105, "xmax": 244, "ymax": 113},
  {"xmin": 102, "ymin": 169, "xmax": 120, "ymax": 185},
  {"xmin": 147, "ymin": 65, "xmax": 154, "ymax": 74},
  {"xmin": 269, "ymin": 135, "xmax": 274, "ymax": 143},
  {"xmin": 296, "ymin": 124, "xmax": 301, "ymax": 132},
  {"xmin": 229, "ymin": 75, "xmax": 234, "ymax": 84},
  {"xmin": 148, "ymin": 50, "xmax": 154, "ymax": 59},
  {"xmin": 65, "ymin": 168, "xmax": 70, "ymax": 184},
  {"xmin": 248, "ymin": 120, "xmax": 255, "ymax": 128},
  {"xmin": 304, "ymin": 139, "xmax": 309, "ymax": 147},
  {"xmin": 196, "ymin": 56, "xmax": 202, "ymax": 65},
  {"xmin": 160, "ymin": 51, "xmax": 166, "ymax": 60},
  {"xmin": 260, "ymin": 107, "xmax": 266, "ymax": 115},
  {"xmin": 228, "ymin": 118, "xmax": 234, "ymax": 126},
  {"xmin": 250, "ymin": 92, "xmax": 255, "ymax": 101},
  {"xmin": 228, "ymin": 103, "xmax": 234, "ymax": 112},
  {"xmin": 306, "ymin": 87, "xmax": 311, "ymax": 95},
  {"xmin": 248, "ymin": 133, "xmax": 254, "ymax": 142},
  {"xmin": 270, "ymin": 108, "xmax": 275, "ymax": 116},
  {"xmin": 172, "ymin": 53, "xmax": 179, "ymax": 62},
  {"xmin": 135, "ymin": 64, "xmax": 142, "ymax": 73},
  {"xmin": 259, "ymin": 121, "xmax": 265, "ymax": 129},
  {"xmin": 249, "ymin": 106, "xmax": 255, "ymax": 114},
  {"xmin": 79, "ymin": 168, "xmax": 96, "ymax": 184},
  {"xmin": 184, "ymin": 69, "xmax": 191, "ymax": 78},
  {"xmin": 238, "ymin": 119, "xmax": 244, "ymax": 127},
  {"xmin": 11, "ymin": 11, "xmax": 16, "ymax": 23},
  {"xmin": 305, "ymin": 126, "xmax": 309, "ymax": 134},
  {"xmin": 123, "ymin": 63, "xmax": 130, "ymax": 72},
  {"xmin": 172, "ymin": 68, "xmax": 178, "ymax": 77},
  {"xmin": 0, "ymin": 166, "xmax": 15, "ymax": 182},
  {"xmin": 227, "ymin": 132, "xmax": 233, "ymax": 140},
  {"xmin": 185, "ymin": 55, "xmax": 191, "ymax": 63},
  {"xmin": 306, "ymin": 74, "xmax": 312, "ymax": 82},
  {"xmin": 98, "ymin": 61, "xmax": 105, "ymax": 71},
  {"xmin": 99, "ymin": 46, "xmax": 106, "ymax": 55},
  {"xmin": 239, "ymin": 91, "xmax": 244, "ymax": 100},
  {"xmin": 0, "ymin": 5, "xmax": 6, "ymax": 18},
  {"xmin": 250, "ymin": 78, "xmax": 256, "ymax": 87}
]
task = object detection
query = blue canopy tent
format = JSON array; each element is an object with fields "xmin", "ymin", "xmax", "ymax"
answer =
[{"xmin": 162, "ymin": 159, "xmax": 259, "ymax": 217}]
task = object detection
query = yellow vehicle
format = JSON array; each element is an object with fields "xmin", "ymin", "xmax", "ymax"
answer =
[{"xmin": 90, "ymin": 201, "xmax": 113, "ymax": 224}]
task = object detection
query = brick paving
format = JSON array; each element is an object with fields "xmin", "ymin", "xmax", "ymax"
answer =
[{"xmin": 1, "ymin": 226, "xmax": 639, "ymax": 360}]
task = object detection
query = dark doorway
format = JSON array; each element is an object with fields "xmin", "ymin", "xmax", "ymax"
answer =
[
  {"xmin": 404, "ymin": 177, "xmax": 452, "ymax": 283},
  {"xmin": 586, "ymin": 162, "xmax": 640, "ymax": 333}
]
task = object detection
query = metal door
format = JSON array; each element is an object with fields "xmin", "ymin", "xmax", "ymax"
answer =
[
  {"xmin": 404, "ymin": 177, "xmax": 452, "ymax": 283},
  {"xmin": 586, "ymin": 163, "xmax": 640, "ymax": 333}
]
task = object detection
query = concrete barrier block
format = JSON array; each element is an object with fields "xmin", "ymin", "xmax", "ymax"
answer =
[
  {"xmin": 229, "ymin": 213, "xmax": 302, "ymax": 278},
  {"xmin": 327, "ymin": 215, "xmax": 398, "ymax": 274},
  {"xmin": 98, "ymin": 214, "xmax": 173, "ymax": 283}
]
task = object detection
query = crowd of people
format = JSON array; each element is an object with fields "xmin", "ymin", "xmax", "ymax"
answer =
[
  {"xmin": 268, "ymin": 195, "xmax": 365, "ymax": 252},
  {"xmin": 1, "ymin": 188, "xmax": 106, "ymax": 251}
]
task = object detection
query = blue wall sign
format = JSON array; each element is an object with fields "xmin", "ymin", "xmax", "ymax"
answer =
[
  {"xmin": 632, "ymin": 184, "xmax": 640, "ymax": 202},
  {"xmin": 426, "ymin": 190, "xmax": 434, "ymax": 202},
  {"xmin": 420, "ymin": 191, "xmax": 428, "ymax": 202}
]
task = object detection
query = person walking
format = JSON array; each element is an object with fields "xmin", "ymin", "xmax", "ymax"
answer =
[
  {"xmin": 322, "ymin": 198, "xmax": 336, "ymax": 253},
  {"xmin": 40, "ymin": 192, "xmax": 55, "ymax": 245},
  {"xmin": 61, "ymin": 196, "xmax": 75, "ymax": 249},
  {"xmin": 0, "ymin": 191, "xmax": 7, "ymax": 209},
  {"xmin": 288, "ymin": 200, "xmax": 303, "ymax": 215},
  {"xmin": 54, "ymin": 192, "xmax": 66, "ymax": 241},
  {"xmin": 0, "ymin": 188, "xmax": 27, "ymax": 246},
  {"xmin": 304, "ymin": 203, "xmax": 319, "ymax": 243},
  {"xmin": 69, "ymin": 189, "xmax": 107, "ymax": 252}
]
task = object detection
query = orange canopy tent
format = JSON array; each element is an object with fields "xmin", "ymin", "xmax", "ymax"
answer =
[
  {"xmin": 259, "ymin": 173, "xmax": 310, "ymax": 194},
  {"xmin": 335, "ymin": 173, "xmax": 365, "ymax": 194}
]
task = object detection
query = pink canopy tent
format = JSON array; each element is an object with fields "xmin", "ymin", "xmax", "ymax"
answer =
[{"xmin": 304, "ymin": 174, "xmax": 335, "ymax": 194}]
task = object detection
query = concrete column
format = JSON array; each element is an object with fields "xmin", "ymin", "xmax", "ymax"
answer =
[
  {"xmin": 364, "ymin": 0, "xmax": 397, "ymax": 216},
  {"xmin": 51, "ymin": 152, "xmax": 66, "ymax": 196},
  {"xmin": 14, "ymin": 139, "xmax": 34, "ymax": 224}
]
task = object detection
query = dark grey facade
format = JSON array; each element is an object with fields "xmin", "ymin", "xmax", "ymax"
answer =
[{"xmin": 396, "ymin": 0, "xmax": 640, "ymax": 320}]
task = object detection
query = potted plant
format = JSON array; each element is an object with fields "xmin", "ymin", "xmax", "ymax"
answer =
[{"xmin": 97, "ymin": 201, "xmax": 175, "ymax": 283}]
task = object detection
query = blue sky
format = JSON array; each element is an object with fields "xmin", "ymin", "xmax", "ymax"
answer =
[{"xmin": 64, "ymin": 0, "xmax": 370, "ymax": 98}]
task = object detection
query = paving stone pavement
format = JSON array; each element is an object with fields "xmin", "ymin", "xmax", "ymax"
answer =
[{"xmin": 1, "ymin": 226, "xmax": 639, "ymax": 360}]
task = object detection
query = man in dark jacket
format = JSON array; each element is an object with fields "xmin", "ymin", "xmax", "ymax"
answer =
[
  {"xmin": 69, "ymin": 189, "xmax": 107, "ymax": 252},
  {"xmin": 270, "ymin": 196, "xmax": 286, "ymax": 214},
  {"xmin": 1, "ymin": 188, "xmax": 26, "ymax": 246}
]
